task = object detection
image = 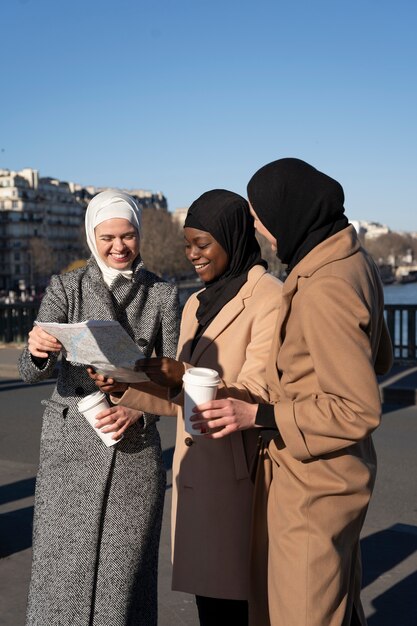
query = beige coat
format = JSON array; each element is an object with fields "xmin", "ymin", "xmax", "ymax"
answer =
[
  {"xmin": 117, "ymin": 265, "xmax": 283, "ymax": 601},
  {"xmin": 263, "ymin": 226, "xmax": 393, "ymax": 626}
]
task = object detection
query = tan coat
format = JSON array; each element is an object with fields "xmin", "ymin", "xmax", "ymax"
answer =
[
  {"xmin": 263, "ymin": 226, "xmax": 393, "ymax": 626},
  {"xmin": 117, "ymin": 265, "xmax": 283, "ymax": 601}
]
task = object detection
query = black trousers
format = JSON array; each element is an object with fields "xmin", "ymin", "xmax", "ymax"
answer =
[{"xmin": 195, "ymin": 595, "xmax": 248, "ymax": 626}]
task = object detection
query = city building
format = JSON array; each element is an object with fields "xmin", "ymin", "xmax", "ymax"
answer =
[
  {"xmin": 172, "ymin": 207, "xmax": 188, "ymax": 226},
  {"xmin": 0, "ymin": 167, "xmax": 167, "ymax": 293},
  {"xmin": 350, "ymin": 219, "xmax": 390, "ymax": 239}
]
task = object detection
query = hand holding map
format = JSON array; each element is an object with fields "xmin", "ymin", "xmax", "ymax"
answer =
[{"xmin": 35, "ymin": 320, "xmax": 149, "ymax": 382}]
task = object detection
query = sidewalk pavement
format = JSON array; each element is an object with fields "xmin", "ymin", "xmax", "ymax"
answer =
[
  {"xmin": 1, "ymin": 344, "xmax": 417, "ymax": 625},
  {"xmin": 0, "ymin": 344, "xmax": 24, "ymax": 380}
]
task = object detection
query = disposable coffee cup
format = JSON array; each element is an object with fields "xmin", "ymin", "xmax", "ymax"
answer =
[
  {"xmin": 77, "ymin": 390, "xmax": 123, "ymax": 447},
  {"xmin": 182, "ymin": 367, "xmax": 220, "ymax": 435}
]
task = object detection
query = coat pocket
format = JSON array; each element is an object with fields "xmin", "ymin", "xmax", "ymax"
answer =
[{"xmin": 40, "ymin": 400, "xmax": 69, "ymax": 441}]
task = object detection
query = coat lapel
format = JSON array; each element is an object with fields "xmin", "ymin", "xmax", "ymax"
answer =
[
  {"xmin": 83, "ymin": 261, "xmax": 118, "ymax": 321},
  {"xmin": 192, "ymin": 295, "xmax": 246, "ymax": 364},
  {"xmin": 274, "ymin": 272, "xmax": 298, "ymax": 353},
  {"xmin": 181, "ymin": 266, "xmax": 267, "ymax": 365}
]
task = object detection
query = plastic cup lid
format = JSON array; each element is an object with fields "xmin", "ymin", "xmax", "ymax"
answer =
[{"xmin": 182, "ymin": 367, "xmax": 220, "ymax": 386}]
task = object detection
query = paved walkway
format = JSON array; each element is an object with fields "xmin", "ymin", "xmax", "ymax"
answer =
[{"xmin": 1, "ymin": 345, "xmax": 417, "ymax": 625}]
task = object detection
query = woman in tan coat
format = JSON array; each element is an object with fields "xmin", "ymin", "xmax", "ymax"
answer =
[
  {"xmin": 89, "ymin": 189, "xmax": 282, "ymax": 625},
  {"xmin": 193, "ymin": 159, "xmax": 393, "ymax": 626}
]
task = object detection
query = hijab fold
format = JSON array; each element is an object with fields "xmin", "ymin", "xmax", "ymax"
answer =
[
  {"xmin": 247, "ymin": 158, "xmax": 349, "ymax": 273},
  {"xmin": 184, "ymin": 189, "xmax": 266, "ymax": 333},
  {"xmin": 85, "ymin": 190, "xmax": 142, "ymax": 287}
]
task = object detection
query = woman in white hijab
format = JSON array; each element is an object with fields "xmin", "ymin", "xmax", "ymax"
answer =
[{"xmin": 19, "ymin": 190, "xmax": 180, "ymax": 626}]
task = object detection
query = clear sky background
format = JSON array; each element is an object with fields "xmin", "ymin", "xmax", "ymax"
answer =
[{"xmin": 2, "ymin": 0, "xmax": 416, "ymax": 231}]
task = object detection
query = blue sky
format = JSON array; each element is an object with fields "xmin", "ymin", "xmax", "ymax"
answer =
[{"xmin": 2, "ymin": 0, "xmax": 416, "ymax": 231}]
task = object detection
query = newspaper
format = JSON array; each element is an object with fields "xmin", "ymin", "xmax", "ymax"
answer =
[{"xmin": 35, "ymin": 320, "xmax": 149, "ymax": 382}]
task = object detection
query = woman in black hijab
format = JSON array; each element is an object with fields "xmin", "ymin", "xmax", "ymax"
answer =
[
  {"xmin": 247, "ymin": 157, "xmax": 349, "ymax": 271},
  {"xmin": 90, "ymin": 189, "xmax": 283, "ymax": 626},
  {"xmin": 185, "ymin": 188, "xmax": 267, "ymax": 350},
  {"xmin": 193, "ymin": 160, "xmax": 393, "ymax": 626}
]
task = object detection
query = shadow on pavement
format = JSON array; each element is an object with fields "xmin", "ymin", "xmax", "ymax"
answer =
[
  {"xmin": 162, "ymin": 445, "xmax": 174, "ymax": 490},
  {"xmin": 162, "ymin": 446, "xmax": 174, "ymax": 472},
  {"xmin": 0, "ymin": 477, "xmax": 36, "ymax": 557},
  {"xmin": 0, "ymin": 379, "xmax": 57, "ymax": 393},
  {"xmin": 367, "ymin": 570, "xmax": 417, "ymax": 626},
  {"xmin": 0, "ymin": 506, "xmax": 34, "ymax": 557},
  {"xmin": 0, "ymin": 477, "xmax": 36, "ymax": 505},
  {"xmin": 361, "ymin": 524, "xmax": 417, "ymax": 625}
]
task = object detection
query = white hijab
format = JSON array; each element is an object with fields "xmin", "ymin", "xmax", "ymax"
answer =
[{"xmin": 85, "ymin": 189, "xmax": 142, "ymax": 287}]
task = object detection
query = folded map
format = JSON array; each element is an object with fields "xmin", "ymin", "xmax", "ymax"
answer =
[{"xmin": 35, "ymin": 320, "xmax": 149, "ymax": 382}]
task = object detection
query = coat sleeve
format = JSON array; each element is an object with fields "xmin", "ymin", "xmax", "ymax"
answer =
[
  {"xmin": 111, "ymin": 382, "xmax": 178, "ymax": 417},
  {"xmin": 18, "ymin": 275, "xmax": 68, "ymax": 383},
  {"xmin": 215, "ymin": 281, "xmax": 282, "ymax": 403},
  {"xmin": 276, "ymin": 276, "xmax": 386, "ymax": 461},
  {"xmin": 153, "ymin": 285, "xmax": 180, "ymax": 359}
]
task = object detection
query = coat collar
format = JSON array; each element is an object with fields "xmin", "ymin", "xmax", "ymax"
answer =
[
  {"xmin": 274, "ymin": 225, "xmax": 360, "ymax": 359},
  {"xmin": 283, "ymin": 225, "xmax": 359, "ymax": 291},
  {"xmin": 82, "ymin": 257, "xmax": 150, "ymax": 321},
  {"xmin": 180, "ymin": 265, "xmax": 268, "ymax": 364}
]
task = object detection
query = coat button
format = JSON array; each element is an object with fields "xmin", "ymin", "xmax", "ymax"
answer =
[
  {"xmin": 184, "ymin": 437, "xmax": 194, "ymax": 447},
  {"xmin": 75, "ymin": 386, "xmax": 85, "ymax": 397}
]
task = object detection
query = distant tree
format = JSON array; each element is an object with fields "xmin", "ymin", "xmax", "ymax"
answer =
[
  {"xmin": 61, "ymin": 259, "xmax": 88, "ymax": 274},
  {"xmin": 364, "ymin": 232, "xmax": 415, "ymax": 265},
  {"xmin": 140, "ymin": 209, "xmax": 190, "ymax": 277},
  {"xmin": 77, "ymin": 221, "xmax": 90, "ymax": 258},
  {"xmin": 28, "ymin": 237, "xmax": 55, "ymax": 288}
]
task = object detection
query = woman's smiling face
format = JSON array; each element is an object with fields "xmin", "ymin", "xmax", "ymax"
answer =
[
  {"xmin": 95, "ymin": 218, "xmax": 140, "ymax": 269},
  {"xmin": 184, "ymin": 227, "xmax": 229, "ymax": 283}
]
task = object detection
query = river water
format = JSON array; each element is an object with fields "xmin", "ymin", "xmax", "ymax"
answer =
[
  {"xmin": 180, "ymin": 281, "xmax": 417, "ymax": 306},
  {"xmin": 383, "ymin": 282, "xmax": 417, "ymax": 305}
]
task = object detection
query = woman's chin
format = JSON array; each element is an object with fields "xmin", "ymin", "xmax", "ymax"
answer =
[{"xmin": 107, "ymin": 260, "xmax": 132, "ymax": 270}]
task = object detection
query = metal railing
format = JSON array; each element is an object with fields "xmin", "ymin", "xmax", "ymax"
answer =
[
  {"xmin": 384, "ymin": 305, "xmax": 417, "ymax": 362},
  {"xmin": 1, "ymin": 301, "xmax": 417, "ymax": 364},
  {"xmin": 0, "ymin": 302, "xmax": 39, "ymax": 343}
]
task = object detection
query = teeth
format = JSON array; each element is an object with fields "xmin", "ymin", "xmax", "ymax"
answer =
[{"xmin": 195, "ymin": 263, "xmax": 208, "ymax": 269}]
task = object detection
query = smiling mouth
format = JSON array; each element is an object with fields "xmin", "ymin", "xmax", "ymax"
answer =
[{"xmin": 194, "ymin": 262, "xmax": 209, "ymax": 270}]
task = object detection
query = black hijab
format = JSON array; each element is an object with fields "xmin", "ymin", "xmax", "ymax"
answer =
[
  {"xmin": 247, "ymin": 158, "xmax": 349, "ymax": 273},
  {"xmin": 184, "ymin": 189, "xmax": 266, "ymax": 332}
]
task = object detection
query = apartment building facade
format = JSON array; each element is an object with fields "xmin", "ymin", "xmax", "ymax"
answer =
[{"xmin": 0, "ymin": 168, "xmax": 167, "ymax": 293}]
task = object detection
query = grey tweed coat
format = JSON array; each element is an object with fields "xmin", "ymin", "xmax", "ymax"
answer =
[{"xmin": 18, "ymin": 258, "xmax": 179, "ymax": 626}]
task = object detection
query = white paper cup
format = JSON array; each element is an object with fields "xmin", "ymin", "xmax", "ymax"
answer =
[
  {"xmin": 182, "ymin": 367, "xmax": 220, "ymax": 435},
  {"xmin": 77, "ymin": 391, "xmax": 123, "ymax": 447}
]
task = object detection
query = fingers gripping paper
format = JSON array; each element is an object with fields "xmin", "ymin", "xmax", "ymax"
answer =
[{"xmin": 35, "ymin": 320, "xmax": 149, "ymax": 382}]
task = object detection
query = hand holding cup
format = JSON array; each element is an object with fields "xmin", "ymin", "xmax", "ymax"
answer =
[
  {"xmin": 182, "ymin": 368, "xmax": 220, "ymax": 436},
  {"xmin": 190, "ymin": 397, "xmax": 259, "ymax": 439}
]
